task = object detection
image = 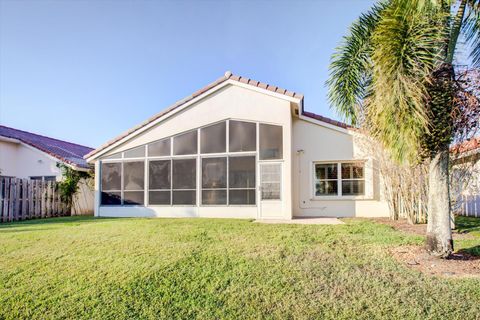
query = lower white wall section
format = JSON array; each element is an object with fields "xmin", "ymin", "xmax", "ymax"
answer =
[
  {"xmin": 294, "ymin": 200, "xmax": 389, "ymax": 218},
  {"xmin": 98, "ymin": 206, "xmax": 257, "ymax": 219}
]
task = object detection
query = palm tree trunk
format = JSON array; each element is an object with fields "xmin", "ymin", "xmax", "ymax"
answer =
[{"xmin": 426, "ymin": 148, "xmax": 453, "ymax": 257}]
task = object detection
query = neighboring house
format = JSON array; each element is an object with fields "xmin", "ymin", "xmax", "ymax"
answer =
[
  {"xmin": 85, "ymin": 72, "xmax": 390, "ymax": 219},
  {"xmin": 0, "ymin": 125, "xmax": 93, "ymax": 181},
  {"xmin": 451, "ymin": 137, "xmax": 480, "ymax": 216}
]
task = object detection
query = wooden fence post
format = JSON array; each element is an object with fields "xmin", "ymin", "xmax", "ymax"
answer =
[
  {"xmin": 0, "ymin": 178, "xmax": 4, "ymax": 222},
  {"xmin": 14, "ymin": 180, "xmax": 20, "ymax": 221}
]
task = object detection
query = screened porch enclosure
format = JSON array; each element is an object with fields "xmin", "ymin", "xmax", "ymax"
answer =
[{"xmin": 99, "ymin": 119, "xmax": 283, "ymax": 208}]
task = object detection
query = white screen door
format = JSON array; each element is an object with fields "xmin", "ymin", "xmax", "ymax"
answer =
[{"xmin": 259, "ymin": 163, "xmax": 282, "ymax": 218}]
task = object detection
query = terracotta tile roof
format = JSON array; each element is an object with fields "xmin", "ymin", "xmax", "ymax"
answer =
[
  {"xmin": 451, "ymin": 137, "xmax": 480, "ymax": 154},
  {"xmin": 301, "ymin": 111, "xmax": 351, "ymax": 129},
  {"xmin": 85, "ymin": 72, "xmax": 304, "ymax": 160},
  {"xmin": 0, "ymin": 125, "xmax": 93, "ymax": 169}
]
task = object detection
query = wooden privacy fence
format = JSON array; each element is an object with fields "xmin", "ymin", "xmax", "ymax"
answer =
[
  {"xmin": 0, "ymin": 178, "xmax": 69, "ymax": 223},
  {"xmin": 455, "ymin": 194, "xmax": 480, "ymax": 218}
]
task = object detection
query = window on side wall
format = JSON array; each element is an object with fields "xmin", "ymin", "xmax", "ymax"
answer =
[
  {"xmin": 341, "ymin": 163, "xmax": 365, "ymax": 195},
  {"xmin": 314, "ymin": 162, "xmax": 365, "ymax": 197}
]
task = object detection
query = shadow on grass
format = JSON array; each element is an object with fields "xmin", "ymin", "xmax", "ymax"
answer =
[
  {"xmin": 456, "ymin": 245, "xmax": 480, "ymax": 257},
  {"xmin": 455, "ymin": 215, "xmax": 480, "ymax": 234},
  {"xmin": 0, "ymin": 216, "xmax": 119, "ymax": 229}
]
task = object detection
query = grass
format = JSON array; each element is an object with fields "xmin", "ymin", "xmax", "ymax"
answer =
[
  {"xmin": 455, "ymin": 215, "xmax": 480, "ymax": 256},
  {"xmin": 0, "ymin": 216, "xmax": 479, "ymax": 319}
]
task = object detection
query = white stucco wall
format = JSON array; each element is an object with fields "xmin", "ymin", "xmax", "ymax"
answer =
[
  {"xmin": 292, "ymin": 118, "xmax": 389, "ymax": 218},
  {"xmin": 94, "ymin": 84, "xmax": 293, "ymax": 219},
  {"xmin": 0, "ymin": 140, "xmax": 61, "ymax": 179}
]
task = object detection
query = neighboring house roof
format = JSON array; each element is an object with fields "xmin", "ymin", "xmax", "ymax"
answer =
[
  {"xmin": 451, "ymin": 137, "xmax": 480, "ymax": 154},
  {"xmin": 0, "ymin": 125, "xmax": 94, "ymax": 170},
  {"xmin": 85, "ymin": 71, "xmax": 349, "ymax": 160}
]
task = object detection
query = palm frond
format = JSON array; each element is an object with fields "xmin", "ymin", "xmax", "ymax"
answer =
[
  {"xmin": 368, "ymin": 0, "xmax": 447, "ymax": 162},
  {"xmin": 326, "ymin": 2, "xmax": 387, "ymax": 126},
  {"xmin": 462, "ymin": 0, "xmax": 480, "ymax": 66}
]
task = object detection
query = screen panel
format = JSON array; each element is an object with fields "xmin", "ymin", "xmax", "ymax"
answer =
[
  {"xmin": 101, "ymin": 162, "xmax": 122, "ymax": 191},
  {"xmin": 101, "ymin": 192, "xmax": 121, "ymax": 205},
  {"xmin": 229, "ymin": 156, "xmax": 255, "ymax": 189},
  {"xmin": 123, "ymin": 191, "xmax": 144, "ymax": 205},
  {"xmin": 149, "ymin": 191, "xmax": 171, "ymax": 205},
  {"xmin": 229, "ymin": 120, "xmax": 256, "ymax": 152},
  {"xmin": 123, "ymin": 161, "xmax": 145, "ymax": 191},
  {"xmin": 201, "ymin": 122, "xmax": 226, "ymax": 154},
  {"xmin": 148, "ymin": 138, "xmax": 171, "ymax": 157},
  {"xmin": 202, "ymin": 157, "xmax": 227, "ymax": 188},
  {"xmin": 202, "ymin": 190, "xmax": 227, "ymax": 205},
  {"xmin": 149, "ymin": 160, "xmax": 171, "ymax": 190},
  {"xmin": 172, "ymin": 159, "xmax": 196, "ymax": 189},
  {"xmin": 229, "ymin": 190, "xmax": 255, "ymax": 205},
  {"xmin": 172, "ymin": 190, "xmax": 196, "ymax": 205},
  {"xmin": 259, "ymin": 124, "xmax": 283, "ymax": 160},
  {"xmin": 124, "ymin": 146, "xmax": 145, "ymax": 158},
  {"xmin": 173, "ymin": 131, "xmax": 198, "ymax": 155}
]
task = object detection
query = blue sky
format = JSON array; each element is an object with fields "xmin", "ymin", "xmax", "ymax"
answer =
[{"xmin": 0, "ymin": 0, "xmax": 374, "ymax": 148}]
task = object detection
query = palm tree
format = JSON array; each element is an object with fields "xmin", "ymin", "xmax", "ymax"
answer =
[{"xmin": 328, "ymin": 0, "xmax": 480, "ymax": 257}]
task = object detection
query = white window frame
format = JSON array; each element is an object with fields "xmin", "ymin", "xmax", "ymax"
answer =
[{"xmin": 311, "ymin": 160, "xmax": 367, "ymax": 200}]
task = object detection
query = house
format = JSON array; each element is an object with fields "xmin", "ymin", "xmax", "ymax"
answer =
[
  {"xmin": 85, "ymin": 72, "xmax": 390, "ymax": 219},
  {"xmin": 451, "ymin": 137, "xmax": 480, "ymax": 216},
  {"xmin": 0, "ymin": 125, "xmax": 93, "ymax": 181}
]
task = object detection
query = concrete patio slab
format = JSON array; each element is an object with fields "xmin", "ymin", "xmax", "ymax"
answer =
[{"xmin": 254, "ymin": 217, "xmax": 344, "ymax": 225}]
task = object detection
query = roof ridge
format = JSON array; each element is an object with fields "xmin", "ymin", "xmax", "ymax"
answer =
[{"xmin": 0, "ymin": 125, "xmax": 93, "ymax": 150}]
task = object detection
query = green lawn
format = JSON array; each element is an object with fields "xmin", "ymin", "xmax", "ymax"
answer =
[
  {"xmin": 455, "ymin": 215, "xmax": 480, "ymax": 256},
  {"xmin": 0, "ymin": 217, "xmax": 479, "ymax": 319}
]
